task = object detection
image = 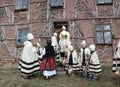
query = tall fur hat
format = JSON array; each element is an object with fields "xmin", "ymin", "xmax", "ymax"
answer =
[
  {"xmin": 27, "ymin": 33, "xmax": 34, "ymax": 40},
  {"xmin": 89, "ymin": 44, "xmax": 96, "ymax": 51}
]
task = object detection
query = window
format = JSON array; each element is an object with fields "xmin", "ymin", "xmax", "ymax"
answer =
[
  {"xmin": 96, "ymin": 25, "xmax": 112, "ymax": 44},
  {"xmin": 17, "ymin": 29, "xmax": 29, "ymax": 46},
  {"xmin": 51, "ymin": 0, "xmax": 63, "ymax": 8},
  {"xmin": 97, "ymin": 0, "xmax": 112, "ymax": 4},
  {"xmin": 15, "ymin": 0, "xmax": 28, "ymax": 10}
]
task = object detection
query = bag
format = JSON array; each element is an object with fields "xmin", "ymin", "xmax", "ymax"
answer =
[
  {"xmin": 45, "ymin": 62, "xmax": 50, "ymax": 71},
  {"xmin": 68, "ymin": 67, "xmax": 73, "ymax": 75},
  {"xmin": 115, "ymin": 70, "xmax": 120, "ymax": 75},
  {"xmin": 62, "ymin": 59, "xmax": 67, "ymax": 65}
]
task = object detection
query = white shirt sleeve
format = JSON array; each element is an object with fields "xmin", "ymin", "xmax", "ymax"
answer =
[
  {"xmin": 38, "ymin": 48, "xmax": 46, "ymax": 58},
  {"xmin": 41, "ymin": 48, "xmax": 46, "ymax": 56}
]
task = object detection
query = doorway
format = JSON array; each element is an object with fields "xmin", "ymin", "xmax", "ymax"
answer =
[{"xmin": 53, "ymin": 21, "xmax": 68, "ymax": 41}]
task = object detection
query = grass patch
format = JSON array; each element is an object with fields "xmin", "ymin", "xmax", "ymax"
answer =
[{"xmin": 0, "ymin": 65, "xmax": 119, "ymax": 87}]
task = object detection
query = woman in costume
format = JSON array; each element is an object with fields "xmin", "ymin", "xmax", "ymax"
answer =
[
  {"xmin": 79, "ymin": 40, "xmax": 90, "ymax": 76},
  {"xmin": 112, "ymin": 41, "xmax": 120, "ymax": 75},
  {"xmin": 19, "ymin": 33, "xmax": 40, "ymax": 79},
  {"xmin": 59, "ymin": 26, "xmax": 71, "ymax": 63},
  {"xmin": 40, "ymin": 40, "xmax": 56, "ymax": 79},
  {"xmin": 51, "ymin": 32, "xmax": 60, "ymax": 63},
  {"xmin": 88, "ymin": 44, "xmax": 102, "ymax": 80},
  {"xmin": 65, "ymin": 45, "xmax": 80, "ymax": 75}
]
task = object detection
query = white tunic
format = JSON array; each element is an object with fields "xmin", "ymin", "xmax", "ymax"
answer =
[
  {"xmin": 89, "ymin": 51, "xmax": 102, "ymax": 74},
  {"xmin": 59, "ymin": 30, "xmax": 71, "ymax": 53},
  {"xmin": 51, "ymin": 35, "xmax": 60, "ymax": 63},
  {"xmin": 65, "ymin": 50, "xmax": 80, "ymax": 71},
  {"xmin": 51, "ymin": 36, "xmax": 58, "ymax": 49},
  {"xmin": 79, "ymin": 47, "xmax": 90, "ymax": 63},
  {"xmin": 59, "ymin": 38, "xmax": 70, "ymax": 52},
  {"xmin": 67, "ymin": 50, "xmax": 79, "ymax": 64},
  {"xmin": 112, "ymin": 41, "xmax": 120, "ymax": 72}
]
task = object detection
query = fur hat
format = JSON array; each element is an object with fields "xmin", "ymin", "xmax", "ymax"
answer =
[
  {"xmin": 62, "ymin": 25, "xmax": 66, "ymax": 30},
  {"xmin": 54, "ymin": 33, "xmax": 57, "ymax": 36},
  {"xmin": 27, "ymin": 33, "xmax": 34, "ymax": 40},
  {"xmin": 69, "ymin": 45, "xmax": 73, "ymax": 51},
  {"xmin": 37, "ymin": 43, "xmax": 40, "ymax": 47},
  {"xmin": 89, "ymin": 44, "xmax": 96, "ymax": 51},
  {"xmin": 81, "ymin": 40, "xmax": 86, "ymax": 45}
]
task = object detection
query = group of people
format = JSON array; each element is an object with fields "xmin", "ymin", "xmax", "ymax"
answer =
[{"xmin": 18, "ymin": 25, "xmax": 120, "ymax": 81}]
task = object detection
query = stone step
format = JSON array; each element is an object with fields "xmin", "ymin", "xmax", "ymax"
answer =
[
  {"xmin": 56, "ymin": 66, "xmax": 66, "ymax": 75},
  {"xmin": 56, "ymin": 71, "xmax": 66, "ymax": 75},
  {"xmin": 56, "ymin": 66, "xmax": 65, "ymax": 71}
]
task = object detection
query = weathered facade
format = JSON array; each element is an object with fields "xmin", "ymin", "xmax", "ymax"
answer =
[{"xmin": 0, "ymin": 0, "xmax": 120, "ymax": 64}]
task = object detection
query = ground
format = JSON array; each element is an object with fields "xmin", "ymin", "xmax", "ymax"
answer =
[{"xmin": 0, "ymin": 64, "xmax": 120, "ymax": 87}]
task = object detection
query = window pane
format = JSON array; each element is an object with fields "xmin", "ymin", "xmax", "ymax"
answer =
[
  {"xmin": 105, "ymin": 0, "xmax": 112, "ymax": 3},
  {"xmin": 15, "ymin": 0, "xmax": 27, "ymax": 10},
  {"xmin": 17, "ymin": 29, "xmax": 29, "ymax": 44},
  {"xmin": 22, "ymin": 29, "xmax": 28, "ymax": 42},
  {"xmin": 104, "ymin": 32, "xmax": 112, "ymax": 43},
  {"xmin": 15, "ymin": 0, "xmax": 22, "ymax": 9},
  {"xmin": 22, "ymin": 0, "xmax": 27, "ymax": 9},
  {"xmin": 96, "ymin": 32, "xmax": 104, "ymax": 43},
  {"xmin": 104, "ymin": 25, "xmax": 111, "ymax": 30},
  {"xmin": 96, "ymin": 25, "xmax": 104, "ymax": 30},
  {"xmin": 98, "ymin": 0, "xmax": 104, "ymax": 3},
  {"xmin": 51, "ymin": 0, "xmax": 57, "ymax": 6},
  {"xmin": 18, "ymin": 30, "xmax": 23, "ymax": 43},
  {"xmin": 57, "ymin": 0, "xmax": 63, "ymax": 6}
]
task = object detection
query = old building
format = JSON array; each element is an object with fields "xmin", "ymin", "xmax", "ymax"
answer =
[{"xmin": 0, "ymin": 0, "xmax": 120, "ymax": 63}]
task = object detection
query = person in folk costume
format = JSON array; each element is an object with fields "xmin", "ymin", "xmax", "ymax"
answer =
[
  {"xmin": 59, "ymin": 26, "xmax": 71, "ymax": 63},
  {"xmin": 88, "ymin": 44, "xmax": 102, "ymax": 80},
  {"xmin": 51, "ymin": 33, "xmax": 60, "ymax": 63},
  {"xmin": 36, "ymin": 43, "xmax": 45, "ymax": 61},
  {"xmin": 19, "ymin": 33, "xmax": 40, "ymax": 79},
  {"xmin": 112, "ymin": 40, "xmax": 120, "ymax": 76},
  {"xmin": 36, "ymin": 43, "xmax": 42, "ymax": 56},
  {"xmin": 79, "ymin": 40, "xmax": 90, "ymax": 76},
  {"xmin": 59, "ymin": 26, "xmax": 71, "ymax": 43},
  {"xmin": 65, "ymin": 45, "xmax": 80, "ymax": 75},
  {"xmin": 40, "ymin": 40, "xmax": 56, "ymax": 79}
]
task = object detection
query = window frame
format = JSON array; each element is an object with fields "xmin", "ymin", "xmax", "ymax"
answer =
[
  {"xmin": 95, "ymin": 24, "xmax": 112, "ymax": 45},
  {"xmin": 15, "ymin": 0, "xmax": 28, "ymax": 11},
  {"xmin": 16, "ymin": 28, "xmax": 29, "ymax": 47},
  {"xmin": 97, "ymin": 0, "xmax": 113, "ymax": 5},
  {"xmin": 50, "ymin": 0, "xmax": 64, "ymax": 8}
]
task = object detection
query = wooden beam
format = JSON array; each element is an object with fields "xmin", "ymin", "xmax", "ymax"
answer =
[
  {"xmin": 0, "ymin": 38, "xmax": 15, "ymax": 41},
  {"xmin": 30, "ymin": 0, "xmax": 47, "ymax": 4},
  {"xmin": 0, "ymin": 4, "xmax": 14, "ymax": 8},
  {"xmin": 0, "ymin": 16, "xmax": 120, "ymax": 26}
]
